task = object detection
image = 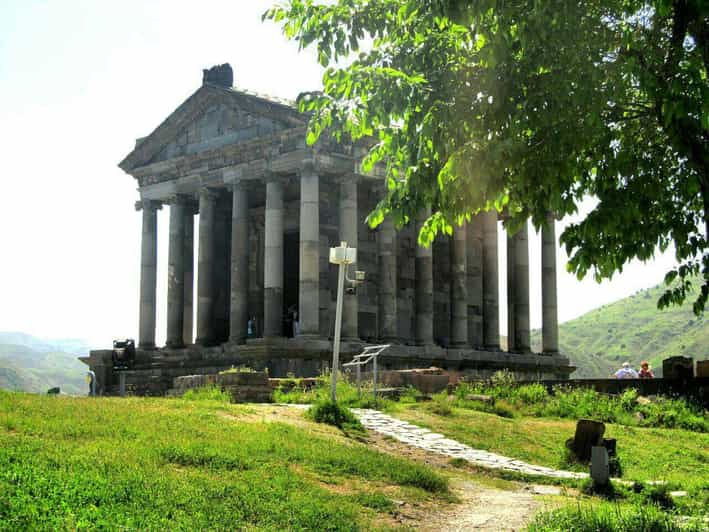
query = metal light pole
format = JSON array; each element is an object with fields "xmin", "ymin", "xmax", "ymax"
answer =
[
  {"xmin": 331, "ymin": 254, "xmax": 346, "ymax": 401},
  {"xmin": 328, "ymin": 241, "xmax": 360, "ymax": 402}
]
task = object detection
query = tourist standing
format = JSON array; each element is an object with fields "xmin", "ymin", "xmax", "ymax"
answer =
[
  {"xmin": 613, "ymin": 362, "xmax": 638, "ymax": 379},
  {"xmin": 638, "ymin": 361, "xmax": 654, "ymax": 378}
]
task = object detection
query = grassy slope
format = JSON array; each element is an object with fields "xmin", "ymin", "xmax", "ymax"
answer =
[
  {"xmin": 532, "ymin": 281, "xmax": 708, "ymax": 377},
  {"xmin": 0, "ymin": 391, "xmax": 449, "ymax": 530},
  {"xmin": 0, "ymin": 332, "xmax": 89, "ymax": 394},
  {"xmin": 392, "ymin": 403, "xmax": 709, "ymax": 489}
]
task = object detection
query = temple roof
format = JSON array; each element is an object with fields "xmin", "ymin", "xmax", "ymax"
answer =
[{"xmin": 119, "ymin": 82, "xmax": 306, "ymax": 174}]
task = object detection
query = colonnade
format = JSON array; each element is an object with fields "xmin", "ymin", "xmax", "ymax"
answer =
[{"xmin": 135, "ymin": 174, "xmax": 559, "ymax": 355}]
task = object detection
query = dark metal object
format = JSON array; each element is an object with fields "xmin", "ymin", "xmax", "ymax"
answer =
[{"xmin": 112, "ymin": 339, "xmax": 136, "ymax": 369}]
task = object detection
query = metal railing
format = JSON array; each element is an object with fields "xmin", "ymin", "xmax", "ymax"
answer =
[{"xmin": 343, "ymin": 344, "xmax": 391, "ymax": 401}]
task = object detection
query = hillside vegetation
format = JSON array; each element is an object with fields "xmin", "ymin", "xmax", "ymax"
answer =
[
  {"xmin": 533, "ymin": 280, "xmax": 708, "ymax": 377},
  {"xmin": 0, "ymin": 332, "xmax": 89, "ymax": 395},
  {"xmin": 0, "ymin": 391, "xmax": 448, "ymax": 530}
]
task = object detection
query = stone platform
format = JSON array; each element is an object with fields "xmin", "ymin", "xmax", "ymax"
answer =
[{"xmin": 80, "ymin": 337, "xmax": 573, "ymax": 396}]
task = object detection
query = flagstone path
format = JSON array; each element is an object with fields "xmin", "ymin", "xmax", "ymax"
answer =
[{"xmin": 350, "ymin": 408, "xmax": 588, "ymax": 481}]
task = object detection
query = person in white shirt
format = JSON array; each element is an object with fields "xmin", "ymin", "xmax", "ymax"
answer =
[{"xmin": 614, "ymin": 362, "xmax": 638, "ymax": 379}]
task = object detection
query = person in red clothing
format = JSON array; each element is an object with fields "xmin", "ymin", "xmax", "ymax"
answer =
[{"xmin": 638, "ymin": 360, "xmax": 654, "ymax": 378}]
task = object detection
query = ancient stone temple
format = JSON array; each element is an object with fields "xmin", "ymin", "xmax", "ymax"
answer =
[{"xmin": 81, "ymin": 64, "xmax": 573, "ymax": 395}]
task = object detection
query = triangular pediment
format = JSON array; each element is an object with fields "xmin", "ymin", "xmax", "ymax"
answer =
[{"xmin": 119, "ymin": 84, "xmax": 306, "ymax": 173}]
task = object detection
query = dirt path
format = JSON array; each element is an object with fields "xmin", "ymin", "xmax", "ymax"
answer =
[
  {"xmin": 419, "ymin": 479, "xmax": 541, "ymax": 532},
  {"xmin": 245, "ymin": 405, "xmax": 562, "ymax": 530}
]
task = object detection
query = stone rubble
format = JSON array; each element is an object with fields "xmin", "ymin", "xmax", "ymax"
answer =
[{"xmin": 350, "ymin": 408, "xmax": 589, "ymax": 481}]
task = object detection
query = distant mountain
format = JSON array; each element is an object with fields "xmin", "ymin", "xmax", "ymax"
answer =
[
  {"xmin": 0, "ymin": 332, "xmax": 92, "ymax": 395},
  {"xmin": 532, "ymin": 279, "xmax": 709, "ymax": 378}
]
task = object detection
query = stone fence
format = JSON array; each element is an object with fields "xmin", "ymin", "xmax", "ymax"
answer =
[
  {"xmin": 170, "ymin": 371, "xmax": 272, "ymax": 403},
  {"xmin": 535, "ymin": 377, "xmax": 709, "ymax": 408}
]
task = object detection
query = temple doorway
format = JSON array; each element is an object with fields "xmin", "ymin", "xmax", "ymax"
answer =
[{"xmin": 283, "ymin": 231, "xmax": 300, "ymax": 337}]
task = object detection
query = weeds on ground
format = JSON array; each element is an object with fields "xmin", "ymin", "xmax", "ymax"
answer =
[
  {"xmin": 273, "ymin": 372, "xmax": 396, "ymax": 411},
  {"xmin": 306, "ymin": 399, "xmax": 364, "ymax": 432},
  {"xmin": 528, "ymin": 502, "xmax": 705, "ymax": 532},
  {"xmin": 452, "ymin": 371, "xmax": 707, "ymax": 432},
  {"xmin": 181, "ymin": 385, "xmax": 231, "ymax": 402}
]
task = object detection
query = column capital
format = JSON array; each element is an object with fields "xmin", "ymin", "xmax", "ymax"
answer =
[
  {"xmin": 295, "ymin": 157, "xmax": 321, "ymax": 178},
  {"xmin": 135, "ymin": 199, "xmax": 162, "ymax": 212},
  {"xmin": 164, "ymin": 194, "xmax": 193, "ymax": 206},
  {"xmin": 229, "ymin": 179, "xmax": 249, "ymax": 192},
  {"xmin": 198, "ymin": 188, "xmax": 219, "ymax": 203},
  {"xmin": 263, "ymin": 170, "xmax": 287, "ymax": 185}
]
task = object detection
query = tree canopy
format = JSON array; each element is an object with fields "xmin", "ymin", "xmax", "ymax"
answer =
[{"xmin": 265, "ymin": 0, "xmax": 709, "ymax": 313}]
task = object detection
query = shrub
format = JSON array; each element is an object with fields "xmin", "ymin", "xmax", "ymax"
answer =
[
  {"xmin": 306, "ymin": 400, "xmax": 363, "ymax": 431},
  {"xmin": 619, "ymin": 388, "xmax": 639, "ymax": 412},
  {"xmin": 429, "ymin": 392, "xmax": 452, "ymax": 416},
  {"xmin": 492, "ymin": 399, "xmax": 516, "ymax": 419},
  {"xmin": 490, "ymin": 369, "xmax": 515, "ymax": 388},
  {"xmin": 515, "ymin": 383, "xmax": 548, "ymax": 404},
  {"xmin": 182, "ymin": 385, "xmax": 231, "ymax": 402}
]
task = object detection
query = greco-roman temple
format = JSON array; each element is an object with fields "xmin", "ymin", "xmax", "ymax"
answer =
[{"xmin": 81, "ymin": 64, "xmax": 573, "ymax": 395}]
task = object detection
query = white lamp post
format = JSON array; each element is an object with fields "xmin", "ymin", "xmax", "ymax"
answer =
[{"xmin": 328, "ymin": 241, "xmax": 362, "ymax": 402}]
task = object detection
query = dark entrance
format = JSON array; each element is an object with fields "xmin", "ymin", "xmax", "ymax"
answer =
[{"xmin": 283, "ymin": 231, "xmax": 300, "ymax": 337}]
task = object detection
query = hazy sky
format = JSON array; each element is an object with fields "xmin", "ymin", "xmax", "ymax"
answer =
[{"xmin": 0, "ymin": 1, "xmax": 679, "ymax": 347}]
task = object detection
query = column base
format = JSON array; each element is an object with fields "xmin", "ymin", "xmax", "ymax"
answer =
[
  {"xmin": 378, "ymin": 337, "xmax": 400, "ymax": 344},
  {"xmin": 165, "ymin": 341, "xmax": 185, "ymax": 349},
  {"xmin": 227, "ymin": 336, "xmax": 247, "ymax": 346},
  {"xmin": 449, "ymin": 342, "xmax": 468, "ymax": 348},
  {"xmin": 138, "ymin": 343, "xmax": 157, "ymax": 350},
  {"xmin": 195, "ymin": 338, "xmax": 217, "ymax": 347}
]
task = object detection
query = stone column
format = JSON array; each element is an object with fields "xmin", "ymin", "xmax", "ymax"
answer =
[
  {"xmin": 542, "ymin": 213, "xmax": 559, "ymax": 353},
  {"xmin": 506, "ymin": 230, "xmax": 517, "ymax": 352},
  {"xmin": 166, "ymin": 196, "xmax": 187, "ymax": 348},
  {"xmin": 136, "ymin": 199, "xmax": 160, "ymax": 349},
  {"xmin": 229, "ymin": 183, "xmax": 249, "ymax": 344},
  {"xmin": 339, "ymin": 179, "xmax": 358, "ymax": 340},
  {"xmin": 378, "ymin": 217, "xmax": 398, "ymax": 341},
  {"xmin": 482, "ymin": 210, "xmax": 500, "ymax": 349},
  {"xmin": 515, "ymin": 222, "xmax": 531, "ymax": 351},
  {"xmin": 298, "ymin": 163, "xmax": 320, "ymax": 337},
  {"xmin": 196, "ymin": 189, "xmax": 217, "ymax": 346},
  {"xmin": 507, "ymin": 222, "xmax": 530, "ymax": 352},
  {"xmin": 264, "ymin": 177, "xmax": 284, "ymax": 337},
  {"xmin": 183, "ymin": 205, "xmax": 195, "ymax": 345},
  {"xmin": 467, "ymin": 215, "xmax": 484, "ymax": 347},
  {"xmin": 415, "ymin": 208, "xmax": 434, "ymax": 345},
  {"xmin": 450, "ymin": 224, "xmax": 468, "ymax": 346}
]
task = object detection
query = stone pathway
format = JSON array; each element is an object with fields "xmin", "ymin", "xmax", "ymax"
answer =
[{"xmin": 351, "ymin": 408, "xmax": 588, "ymax": 481}]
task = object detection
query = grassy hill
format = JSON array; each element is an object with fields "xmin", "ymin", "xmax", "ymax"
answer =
[
  {"xmin": 0, "ymin": 332, "xmax": 91, "ymax": 395},
  {"xmin": 533, "ymin": 280, "xmax": 709, "ymax": 378},
  {"xmin": 0, "ymin": 391, "xmax": 449, "ymax": 530}
]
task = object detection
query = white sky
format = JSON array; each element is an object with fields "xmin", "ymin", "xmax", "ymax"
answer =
[{"xmin": 0, "ymin": 0, "xmax": 679, "ymax": 347}]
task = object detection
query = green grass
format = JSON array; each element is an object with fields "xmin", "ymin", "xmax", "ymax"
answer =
[
  {"xmin": 530, "ymin": 277, "xmax": 709, "ymax": 378},
  {"xmin": 0, "ymin": 389, "xmax": 448, "ymax": 530},
  {"xmin": 529, "ymin": 501, "xmax": 706, "ymax": 531},
  {"xmin": 273, "ymin": 373, "xmax": 396, "ymax": 411},
  {"xmin": 392, "ymin": 403, "xmax": 709, "ymax": 488},
  {"xmin": 451, "ymin": 379, "xmax": 708, "ymax": 432}
]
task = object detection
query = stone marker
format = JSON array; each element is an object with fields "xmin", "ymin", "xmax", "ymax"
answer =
[
  {"xmin": 591, "ymin": 446, "xmax": 610, "ymax": 487},
  {"xmin": 662, "ymin": 356, "xmax": 694, "ymax": 379},
  {"xmin": 567, "ymin": 419, "xmax": 605, "ymax": 463}
]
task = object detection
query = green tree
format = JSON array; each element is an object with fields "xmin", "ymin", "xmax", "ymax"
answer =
[{"xmin": 265, "ymin": 0, "xmax": 709, "ymax": 313}]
